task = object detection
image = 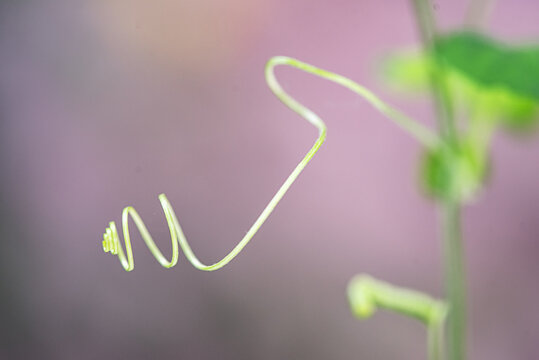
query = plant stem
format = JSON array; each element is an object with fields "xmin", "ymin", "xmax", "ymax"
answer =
[
  {"xmin": 464, "ymin": 0, "xmax": 496, "ymax": 29},
  {"xmin": 428, "ymin": 313, "xmax": 447, "ymax": 360},
  {"xmin": 410, "ymin": 1, "xmax": 467, "ymax": 360},
  {"xmin": 442, "ymin": 201, "xmax": 467, "ymax": 360},
  {"xmin": 411, "ymin": 0, "xmax": 457, "ymax": 142}
]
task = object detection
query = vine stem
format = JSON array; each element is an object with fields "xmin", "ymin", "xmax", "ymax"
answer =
[
  {"xmin": 410, "ymin": 1, "xmax": 467, "ymax": 360},
  {"xmin": 442, "ymin": 201, "xmax": 467, "ymax": 360},
  {"xmin": 411, "ymin": 0, "xmax": 457, "ymax": 142},
  {"xmin": 464, "ymin": 0, "xmax": 496, "ymax": 29}
]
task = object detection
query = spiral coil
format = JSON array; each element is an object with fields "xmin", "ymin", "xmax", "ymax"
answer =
[{"xmin": 102, "ymin": 56, "xmax": 437, "ymax": 272}]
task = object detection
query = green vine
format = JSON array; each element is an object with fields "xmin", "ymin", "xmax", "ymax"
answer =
[{"xmin": 102, "ymin": 56, "xmax": 435, "ymax": 272}]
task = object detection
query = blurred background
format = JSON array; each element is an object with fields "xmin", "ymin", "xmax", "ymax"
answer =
[{"xmin": 1, "ymin": 0, "xmax": 539, "ymax": 359}]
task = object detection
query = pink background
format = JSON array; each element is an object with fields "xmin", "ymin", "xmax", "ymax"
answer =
[{"xmin": 1, "ymin": 0, "xmax": 539, "ymax": 359}]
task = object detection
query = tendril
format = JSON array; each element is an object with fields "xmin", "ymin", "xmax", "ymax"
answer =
[
  {"xmin": 102, "ymin": 56, "xmax": 439, "ymax": 271},
  {"xmin": 348, "ymin": 274, "xmax": 447, "ymax": 360}
]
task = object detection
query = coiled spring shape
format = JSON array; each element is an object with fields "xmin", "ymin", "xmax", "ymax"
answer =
[{"xmin": 102, "ymin": 56, "xmax": 438, "ymax": 272}]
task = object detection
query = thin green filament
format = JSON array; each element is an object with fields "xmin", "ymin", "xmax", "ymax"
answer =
[{"xmin": 102, "ymin": 56, "xmax": 438, "ymax": 272}]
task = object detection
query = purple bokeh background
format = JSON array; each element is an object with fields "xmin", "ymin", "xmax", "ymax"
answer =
[{"xmin": 1, "ymin": 1, "xmax": 539, "ymax": 359}]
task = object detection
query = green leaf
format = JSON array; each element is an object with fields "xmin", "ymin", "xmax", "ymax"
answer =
[
  {"xmin": 435, "ymin": 32, "xmax": 539, "ymax": 130},
  {"xmin": 434, "ymin": 32, "xmax": 539, "ymax": 101},
  {"xmin": 382, "ymin": 32, "xmax": 539, "ymax": 130}
]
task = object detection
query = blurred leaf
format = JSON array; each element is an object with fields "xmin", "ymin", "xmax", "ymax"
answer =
[
  {"xmin": 382, "ymin": 32, "xmax": 539, "ymax": 130},
  {"xmin": 434, "ymin": 32, "xmax": 539, "ymax": 101},
  {"xmin": 435, "ymin": 32, "xmax": 539, "ymax": 130},
  {"xmin": 420, "ymin": 139, "xmax": 488, "ymax": 203},
  {"xmin": 381, "ymin": 52, "xmax": 433, "ymax": 92}
]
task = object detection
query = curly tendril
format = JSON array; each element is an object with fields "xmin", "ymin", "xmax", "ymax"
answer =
[{"xmin": 102, "ymin": 56, "xmax": 438, "ymax": 272}]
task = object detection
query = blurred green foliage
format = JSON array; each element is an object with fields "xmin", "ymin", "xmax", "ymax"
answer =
[
  {"xmin": 421, "ymin": 138, "xmax": 487, "ymax": 202},
  {"xmin": 435, "ymin": 32, "xmax": 539, "ymax": 101},
  {"xmin": 384, "ymin": 31, "xmax": 539, "ymax": 201}
]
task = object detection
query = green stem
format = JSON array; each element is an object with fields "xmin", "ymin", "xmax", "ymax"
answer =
[
  {"xmin": 428, "ymin": 311, "xmax": 447, "ymax": 360},
  {"xmin": 464, "ymin": 0, "xmax": 496, "ymax": 29},
  {"xmin": 442, "ymin": 201, "xmax": 467, "ymax": 360},
  {"xmin": 411, "ymin": 0, "xmax": 457, "ymax": 142},
  {"xmin": 410, "ymin": 1, "xmax": 467, "ymax": 360}
]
